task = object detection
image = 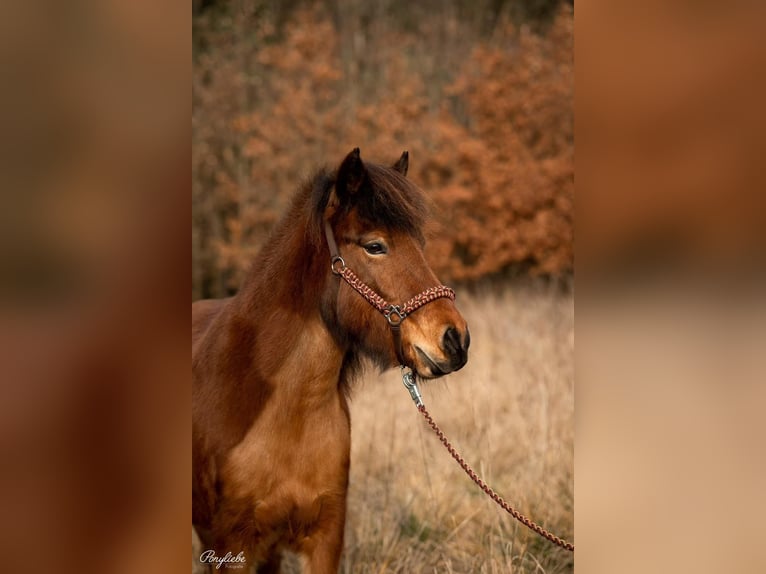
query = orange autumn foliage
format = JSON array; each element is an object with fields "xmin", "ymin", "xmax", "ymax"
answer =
[{"xmin": 192, "ymin": 3, "xmax": 572, "ymax": 298}]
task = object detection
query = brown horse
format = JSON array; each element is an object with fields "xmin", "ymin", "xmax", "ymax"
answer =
[{"xmin": 192, "ymin": 148, "xmax": 470, "ymax": 573}]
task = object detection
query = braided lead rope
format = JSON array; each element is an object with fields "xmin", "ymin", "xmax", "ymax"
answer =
[
  {"xmin": 399, "ymin": 370, "xmax": 573, "ymax": 552},
  {"xmin": 416, "ymin": 403, "xmax": 574, "ymax": 552}
]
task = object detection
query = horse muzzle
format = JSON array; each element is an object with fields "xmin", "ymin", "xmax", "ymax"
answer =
[{"xmin": 413, "ymin": 325, "xmax": 470, "ymax": 378}]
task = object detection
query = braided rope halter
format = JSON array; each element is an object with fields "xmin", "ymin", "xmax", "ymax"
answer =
[
  {"xmin": 324, "ymin": 220, "xmax": 455, "ymax": 364},
  {"xmin": 324, "ymin": 220, "xmax": 574, "ymax": 553}
]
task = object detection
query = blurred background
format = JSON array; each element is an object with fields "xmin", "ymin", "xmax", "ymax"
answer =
[
  {"xmin": 192, "ymin": 0, "xmax": 573, "ymax": 298},
  {"xmin": 192, "ymin": 1, "xmax": 574, "ymax": 572}
]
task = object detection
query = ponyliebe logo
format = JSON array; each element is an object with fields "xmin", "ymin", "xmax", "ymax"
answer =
[{"xmin": 199, "ymin": 550, "xmax": 247, "ymax": 570}]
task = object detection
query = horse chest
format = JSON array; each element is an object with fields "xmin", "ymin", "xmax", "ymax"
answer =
[{"xmin": 218, "ymin": 396, "xmax": 351, "ymax": 550}]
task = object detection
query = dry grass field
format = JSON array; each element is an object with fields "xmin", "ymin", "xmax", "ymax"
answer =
[{"xmin": 193, "ymin": 282, "xmax": 573, "ymax": 573}]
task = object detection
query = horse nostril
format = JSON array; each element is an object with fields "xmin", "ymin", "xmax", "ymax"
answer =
[
  {"xmin": 443, "ymin": 325, "xmax": 468, "ymax": 362},
  {"xmin": 436, "ymin": 326, "xmax": 469, "ymax": 373},
  {"xmin": 443, "ymin": 326, "xmax": 459, "ymax": 353}
]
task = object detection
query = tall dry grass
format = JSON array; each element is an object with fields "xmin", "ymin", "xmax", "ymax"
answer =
[
  {"xmin": 338, "ymin": 284, "xmax": 573, "ymax": 573},
  {"xmin": 193, "ymin": 283, "xmax": 573, "ymax": 573}
]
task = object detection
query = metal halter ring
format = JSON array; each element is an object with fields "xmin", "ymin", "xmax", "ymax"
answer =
[
  {"xmin": 385, "ymin": 305, "xmax": 405, "ymax": 327},
  {"xmin": 331, "ymin": 256, "xmax": 346, "ymax": 275}
]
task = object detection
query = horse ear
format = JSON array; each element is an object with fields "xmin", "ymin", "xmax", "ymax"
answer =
[
  {"xmin": 336, "ymin": 147, "xmax": 368, "ymax": 202},
  {"xmin": 393, "ymin": 150, "xmax": 409, "ymax": 176}
]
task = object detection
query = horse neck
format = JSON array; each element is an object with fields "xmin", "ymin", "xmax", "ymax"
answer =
[{"xmin": 228, "ymin": 203, "xmax": 345, "ymax": 401}]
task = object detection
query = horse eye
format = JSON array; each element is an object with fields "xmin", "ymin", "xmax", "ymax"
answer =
[{"xmin": 363, "ymin": 242, "xmax": 387, "ymax": 255}]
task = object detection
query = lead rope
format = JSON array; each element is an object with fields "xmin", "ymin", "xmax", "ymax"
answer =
[
  {"xmin": 402, "ymin": 368, "xmax": 575, "ymax": 552},
  {"xmin": 323, "ymin": 220, "xmax": 572, "ymax": 551}
]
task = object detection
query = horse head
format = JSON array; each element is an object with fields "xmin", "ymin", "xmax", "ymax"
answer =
[{"xmin": 320, "ymin": 148, "xmax": 470, "ymax": 378}]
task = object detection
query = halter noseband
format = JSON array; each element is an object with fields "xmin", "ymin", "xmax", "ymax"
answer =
[{"xmin": 324, "ymin": 220, "xmax": 455, "ymax": 365}]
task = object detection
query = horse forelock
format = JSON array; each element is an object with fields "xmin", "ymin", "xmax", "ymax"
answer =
[
  {"xmin": 358, "ymin": 163, "xmax": 427, "ymax": 238},
  {"xmin": 308, "ymin": 161, "xmax": 428, "ymax": 246}
]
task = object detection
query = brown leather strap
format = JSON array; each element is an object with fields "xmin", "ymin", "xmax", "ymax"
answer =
[
  {"xmin": 324, "ymin": 220, "xmax": 341, "ymax": 260},
  {"xmin": 389, "ymin": 323, "xmax": 405, "ymax": 365}
]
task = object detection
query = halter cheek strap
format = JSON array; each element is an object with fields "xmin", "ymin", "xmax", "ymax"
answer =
[{"xmin": 323, "ymin": 220, "xmax": 456, "ymax": 365}]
